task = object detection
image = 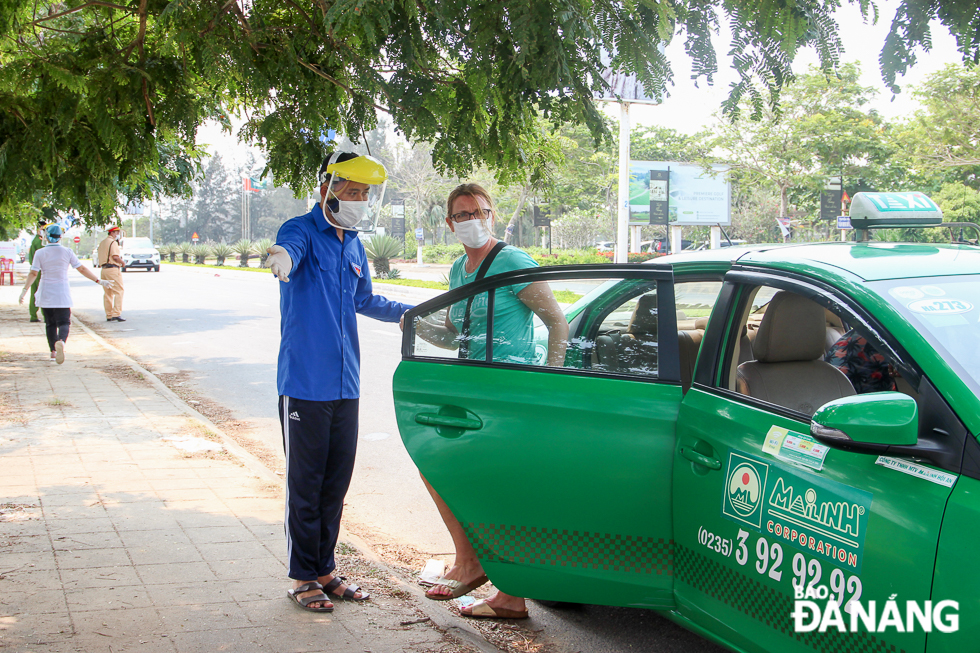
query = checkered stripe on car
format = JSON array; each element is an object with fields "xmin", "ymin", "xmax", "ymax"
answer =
[
  {"xmin": 464, "ymin": 523, "xmax": 673, "ymax": 575},
  {"xmin": 675, "ymin": 544, "xmax": 903, "ymax": 653}
]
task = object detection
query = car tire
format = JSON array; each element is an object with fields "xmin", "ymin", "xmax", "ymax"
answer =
[{"xmin": 154, "ymin": 266, "xmax": 160, "ymax": 272}]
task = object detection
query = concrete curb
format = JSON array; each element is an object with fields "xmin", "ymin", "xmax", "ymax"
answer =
[
  {"xmin": 71, "ymin": 313, "xmax": 503, "ymax": 653},
  {"xmin": 343, "ymin": 529, "xmax": 502, "ymax": 653}
]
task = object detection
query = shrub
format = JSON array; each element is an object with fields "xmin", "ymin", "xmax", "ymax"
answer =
[
  {"xmin": 178, "ymin": 242, "xmax": 193, "ymax": 263},
  {"xmin": 386, "ymin": 268, "xmax": 401, "ymax": 280},
  {"xmin": 595, "ymin": 251, "xmax": 662, "ymax": 263},
  {"xmin": 232, "ymin": 239, "xmax": 255, "ymax": 266},
  {"xmin": 211, "ymin": 243, "xmax": 234, "ymax": 266},
  {"xmin": 421, "ymin": 243, "xmax": 464, "ymax": 264},
  {"xmin": 256, "ymin": 238, "xmax": 274, "ymax": 267},
  {"xmin": 191, "ymin": 244, "xmax": 211, "ymax": 264},
  {"xmin": 363, "ymin": 234, "xmax": 403, "ymax": 277},
  {"xmin": 532, "ymin": 252, "xmax": 607, "ymax": 266}
]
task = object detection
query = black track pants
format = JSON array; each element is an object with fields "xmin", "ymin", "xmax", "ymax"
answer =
[
  {"xmin": 41, "ymin": 308, "xmax": 70, "ymax": 352},
  {"xmin": 279, "ymin": 395, "xmax": 359, "ymax": 581}
]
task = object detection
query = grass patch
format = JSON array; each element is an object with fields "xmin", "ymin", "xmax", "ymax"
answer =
[
  {"xmin": 47, "ymin": 397, "xmax": 70, "ymax": 407},
  {"xmin": 162, "ymin": 261, "xmax": 271, "ymax": 273},
  {"xmin": 373, "ymin": 278, "xmax": 449, "ymax": 290},
  {"xmin": 553, "ymin": 290, "xmax": 583, "ymax": 304}
]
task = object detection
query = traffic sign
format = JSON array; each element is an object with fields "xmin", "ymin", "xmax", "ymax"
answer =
[
  {"xmin": 836, "ymin": 216, "xmax": 852, "ymax": 230},
  {"xmin": 192, "ymin": 232, "xmax": 200, "ymax": 243},
  {"xmin": 415, "ymin": 227, "xmax": 424, "ymax": 239},
  {"xmin": 73, "ymin": 236, "xmax": 81, "ymax": 243}
]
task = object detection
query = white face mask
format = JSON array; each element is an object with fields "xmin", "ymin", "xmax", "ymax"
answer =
[
  {"xmin": 322, "ymin": 196, "xmax": 370, "ymax": 229},
  {"xmin": 454, "ymin": 219, "xmax": 491, "ymax": 249}
]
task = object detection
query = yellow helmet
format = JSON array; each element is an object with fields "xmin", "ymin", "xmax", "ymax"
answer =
[
  {"xmin": 318, "ymin": 152, "xmax": 388, "ymax": 232},
  {"xmin": 319, "ymin": 153, "xmax": 388, "ymax": 185}
]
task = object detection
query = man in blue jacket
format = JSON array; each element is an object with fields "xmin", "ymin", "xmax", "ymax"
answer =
[{"xmin": 267, "ymin": 152, "xmax": 412, "ymax": 612}]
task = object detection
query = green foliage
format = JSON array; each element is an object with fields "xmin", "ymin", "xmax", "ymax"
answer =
[
  {"xmin": 421, "ymin": 244, "xmax": 466, "ymax": 264},
  {"xmin": 231, "ymin": 239, "xmax": 255, "ymax": 267},
  {"xmin": 211, "ymin": 243, "xmax": 234, "ymax": 265},
  {"xmin": 178, "ymin": 242, "xmax": 193, "ymax": 263},
  {"xmin": 190, "ymin": 244, "xmax": 211, "ymax": 265},
  {"xmin": 5, "ymin": 0, "xmax": 976, "ymax": 238},
  {"xmin": 553, "ymin": 290, "xmax": 584, "ymax": 304},
  {"xmin": 899, "ymin": 63, "xmax": 980, "ymax": 180},
  {"xmin": 373, "ymin": 278, "xmax": 449, "ymax": 290},
  {"xmin": 386, "ymin": 268, "xmax": 402, "ymax": 280},
  {"xmin": 709, "ymin": 63, "xmax": 889, "ymax": 229},
  {"xmin": 255, "ymin": 238, "xmax": 275, "ymax": 267},
  {"xmin": 363, "ymin": 234, "xmax": 403, "ymax": 276},
  {"xmin": 532, "ymin": 251, "xmax": 608, "ymax": 266},
  {"xmin": 934, "ymin": 182, "xmax": 980, "ymax": 223}
]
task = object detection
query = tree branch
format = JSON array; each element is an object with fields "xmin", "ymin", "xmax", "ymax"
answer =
[{"xmin": 31, "ymin": 1, "xmax": 134, "ymax": 25}]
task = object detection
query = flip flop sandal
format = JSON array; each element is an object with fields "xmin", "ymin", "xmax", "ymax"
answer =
[
  {"xmin": 425, "ymin": 574, "xmax": 489, "ymax": 601},
  {"xmin": 460, "ymin": 598, "xmax": 529, "ymax": 620},
  {"xmin": 286, "ymin": 581, "xmax": 334, "ymax": 612},
  {"xmin": 323, "ymin": 576, "xmax": 370, "ymax": 602}
]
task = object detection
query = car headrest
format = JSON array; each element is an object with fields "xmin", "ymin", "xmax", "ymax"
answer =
[
  {"xmin": 694, "ymin": 316, "xmax": 709, "ymax": 330},
  {"xmin": 753, "ymin": 291, "xmax": 826, "ymax": 363},
  {"xmin": 628, "ymin": 294, "xmax": 658, "ymax": 338}
]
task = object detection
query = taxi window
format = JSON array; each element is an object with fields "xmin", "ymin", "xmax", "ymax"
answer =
[
  {"xmin": 410, "ymin": 275, "xmax": 676, "ymax": 380},
  {"xmin": 873, "ymin": 276, "xmax": 980, "ymax": 396}
]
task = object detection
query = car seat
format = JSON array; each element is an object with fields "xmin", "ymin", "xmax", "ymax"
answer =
[{"xmin": 736, "ymin": 291, "xmax": 854, "ymax": 415}]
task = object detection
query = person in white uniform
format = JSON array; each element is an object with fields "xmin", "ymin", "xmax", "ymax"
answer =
[{"xmin": 19, "ymin": 225, "xmax": 114, "ymax": 364}]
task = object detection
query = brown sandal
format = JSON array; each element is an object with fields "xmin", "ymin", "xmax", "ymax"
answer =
[{"xmin": 460, "ymin": 598, "xmax": 529, "ymax": 619}]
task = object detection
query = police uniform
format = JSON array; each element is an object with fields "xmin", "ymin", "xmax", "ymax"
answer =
[
  {"xmin": 27, "ymin": 233, "xmax": 43, "ymax": 321},
  {"xmin": 97, "ymin": 234, "xmax": 125, "ymax": 319},
  {"xmin": 275, "ymin": 202, "xmax": 411, "ymax": 584}
]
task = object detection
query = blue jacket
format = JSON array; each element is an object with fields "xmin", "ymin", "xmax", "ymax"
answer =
[{"xmin": 275, "ymin": 204, "xmax": 411, "ymax": 401}]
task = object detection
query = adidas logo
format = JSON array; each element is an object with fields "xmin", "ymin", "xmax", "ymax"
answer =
[{"xmin": 289, "ymin": 411, "xmax": 300, "ymax": 421}]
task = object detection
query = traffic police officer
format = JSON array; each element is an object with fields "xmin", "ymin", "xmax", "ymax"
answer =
[
  {"xmin": 27, "ymin": 220, "xmax": 46, "ymax": 322},
  {"xmin": 267, "ymin": 152, "xmax": 412, "ymax": 612},
  {"xmin": 97, "ymin": 226, "xmax": 126, "ymax": 321}
]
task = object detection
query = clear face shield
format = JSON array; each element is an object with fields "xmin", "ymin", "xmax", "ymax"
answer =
[{"xmin": 321, "ymin": 174, "xmax": 387, "ymax": 232}]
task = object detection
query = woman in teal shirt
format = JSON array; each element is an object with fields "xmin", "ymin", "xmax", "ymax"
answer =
[{"xmin": 418, "ymin": 184, "xmax": 568, "ymax": 619}]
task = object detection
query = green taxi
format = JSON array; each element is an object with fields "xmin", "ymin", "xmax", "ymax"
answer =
[{"xmin": 393, "ymin": 193, "xmax": 978, "ymax": 652}]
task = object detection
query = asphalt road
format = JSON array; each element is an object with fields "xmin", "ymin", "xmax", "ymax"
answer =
[{"xmin": 62, "ymin": 261, "xmax": 723, "ymax": 653}]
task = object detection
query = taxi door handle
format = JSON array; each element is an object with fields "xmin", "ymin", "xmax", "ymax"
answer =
[
  {"xmin": 415, "ymin": 413, "xmax": 483, "ymax": 430},
  {"xmin": 680, "ymin": 447, "xmax": 721, "ymax": 470}
]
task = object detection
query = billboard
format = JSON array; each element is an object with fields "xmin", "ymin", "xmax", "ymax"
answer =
[
  {"xmin": 628, "ymin": 161, "xmax": 731, "ymax": 226},
  {"xmin": 594, "ymin": 49, "xmax": 660, "ymax": 105}
]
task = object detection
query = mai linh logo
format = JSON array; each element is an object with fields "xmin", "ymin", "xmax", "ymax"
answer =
[{"xmin": 722, "ymin": 452, "xmax": 769, "ymax": 529}]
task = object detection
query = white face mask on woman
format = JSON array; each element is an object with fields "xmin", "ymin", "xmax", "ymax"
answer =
[{"xmin": 454, "ymin": 219, "xmax": 491, "ymax": 249}]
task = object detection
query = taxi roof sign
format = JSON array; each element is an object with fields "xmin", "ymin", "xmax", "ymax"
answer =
[{"xmin": 849, "ymin": 192, "xmax": 943, "ymax": 230}]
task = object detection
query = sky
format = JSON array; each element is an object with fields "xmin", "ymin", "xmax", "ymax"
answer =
[
  {"xmin": 199, "ymin": 0, "xmax": 966, "ymax": 167},
  {"xmin": 623, "ymin": 0, "xmax": 963, "ymax": 133}
]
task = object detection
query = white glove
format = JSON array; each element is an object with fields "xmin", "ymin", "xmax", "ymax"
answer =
[
  {"xmin": 99, "ymin": 279, "xmax": 115, "ymax": 289},
  {"xmin": 18, "ymin": 286, "xmax": 28, "ymax": 305},
  {"xmin": 267, "ymin": 245, "xmax": 293, "ymax": 283}
]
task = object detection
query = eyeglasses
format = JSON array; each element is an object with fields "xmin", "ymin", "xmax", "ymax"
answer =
[{"xmin": 448, "ymin": 208, "xmax": 492, "ymax": 223}]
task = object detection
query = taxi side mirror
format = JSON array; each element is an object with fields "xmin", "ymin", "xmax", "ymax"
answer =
[{"xmin": 810, "ymin": 392, "xmax": 918, "ymax": 454}]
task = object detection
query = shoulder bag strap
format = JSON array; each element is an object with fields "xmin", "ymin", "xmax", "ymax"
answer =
[{"xmin": 459, "ymin": 241, "xmax": 507, "ymax": 359}]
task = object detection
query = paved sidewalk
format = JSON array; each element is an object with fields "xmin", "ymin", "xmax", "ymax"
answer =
[{"xmin": 0, "ymin": 301, "xmax": 469, "ymax": 653}]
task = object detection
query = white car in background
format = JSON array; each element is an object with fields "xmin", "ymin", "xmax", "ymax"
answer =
[{"xmin": 120, "ymin": 237, "xmax": 161, "ymax": 272}]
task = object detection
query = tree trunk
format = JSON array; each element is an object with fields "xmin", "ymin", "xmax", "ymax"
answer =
[
  {"xmin": 503, "ymin": 185, "xmax": 531, "ymax": 244},
  {"xmin": 780, "ymin": 186, "xmax": 790, "ymax": 243}
]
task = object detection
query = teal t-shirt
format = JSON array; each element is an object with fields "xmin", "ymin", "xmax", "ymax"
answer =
[{"xmin": 448, "ymin": 246, "xmax": 538, "ymax": 363}]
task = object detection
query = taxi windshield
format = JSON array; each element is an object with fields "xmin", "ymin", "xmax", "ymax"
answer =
[{"xmin": 872, "ymin": 276, "xmax": 980, "ymax": 393}]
